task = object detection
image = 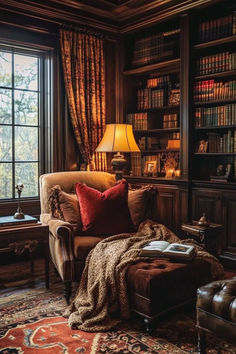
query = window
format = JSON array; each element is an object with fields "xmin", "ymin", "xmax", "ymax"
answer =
[{"xmin": 0, "ymin": 46, "xmax": 51, "ymax": 199}]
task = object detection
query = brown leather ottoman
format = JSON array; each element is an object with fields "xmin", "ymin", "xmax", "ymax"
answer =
[{"xmin": 126, "ymin": 258, "xmax": 212, "ymax": 331}]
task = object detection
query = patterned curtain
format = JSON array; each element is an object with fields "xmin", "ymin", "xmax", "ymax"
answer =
[{"xmin": 60, "ymin": 28, "xmax": 107, "ymax": 171}]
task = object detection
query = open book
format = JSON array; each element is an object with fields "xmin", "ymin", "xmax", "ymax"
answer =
[{"xmin": 140, "ymin": 240, "xmax": 195, "ymax": 260}]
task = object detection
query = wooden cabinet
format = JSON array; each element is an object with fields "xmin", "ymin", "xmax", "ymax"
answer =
[{"xmin": 192, "ymin": 185, "xmax": 236, "ymax": 267}]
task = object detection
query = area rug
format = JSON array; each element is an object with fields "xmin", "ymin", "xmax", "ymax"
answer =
[
  {"xmin": 0, "ymin": 260, "xmax": 235, "ymax": 353},
  {"xmin": 1, "ymin": 290, "xmax": 236, "ymax": 353}
]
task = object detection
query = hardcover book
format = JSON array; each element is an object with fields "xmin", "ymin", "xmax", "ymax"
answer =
[
  {"xmin": 0, "ymin": 215, "xmax": 38, "ymax": 228},
  {"xmin": 140, "ymin": 240, "xmax": 195, "ymax": 260}
]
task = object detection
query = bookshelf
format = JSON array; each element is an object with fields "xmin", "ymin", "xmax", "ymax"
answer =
[
  {"xmin": 192, "ymin": 7, "xmax": 236, "ymax": 183},
  {"xmin": 123, "ymin": 21, "xmax": 181, "ymax": 179}
]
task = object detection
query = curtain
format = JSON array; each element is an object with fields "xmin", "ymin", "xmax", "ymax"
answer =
[{"xmin": 60, "ymin": 28, "xmax": 107, "ymax": 171}]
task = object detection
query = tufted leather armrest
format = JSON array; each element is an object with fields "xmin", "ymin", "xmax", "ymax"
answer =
[{"xmin": 197, "ymin": 278, "xmax": 236, "ymax": 323}]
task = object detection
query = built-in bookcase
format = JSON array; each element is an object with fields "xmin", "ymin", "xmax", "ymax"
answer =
[
  {"xmin": 192, "ymin": 8, "xmax": 236, "ymax": 182},
  {"xmin": 123, "ymin": 21, "xmax": 181, "ymax": 178}
]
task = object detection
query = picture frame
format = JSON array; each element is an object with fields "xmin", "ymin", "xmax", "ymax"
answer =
[
  {"xmin": 197, "ymin": 139, "xmax": 208, "ymax": 153},
  {"xmin": 168, "ymin": 89, "xmax": 180, "ymax": 106},
  {"xmin": 144, "ymin": 160, "xmax": 157, "ymax": 177}
]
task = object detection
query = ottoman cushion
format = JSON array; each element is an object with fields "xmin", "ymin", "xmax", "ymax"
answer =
[{"xmin": 127, "ymin": 258, "xmax": 212, "ymax": 318}]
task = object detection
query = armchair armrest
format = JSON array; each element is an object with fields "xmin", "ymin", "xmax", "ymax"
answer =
[
  {"xmin": 40, "ymin": 213, "xmax": 74, "ymax": 239},
  {"xmin": 40, "ymin": 213, "xmax": 75, "ymax": 281}
]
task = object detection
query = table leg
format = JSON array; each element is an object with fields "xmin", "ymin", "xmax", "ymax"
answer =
[{"xmin": 29, "ymin": 250, "xmax": 34, "ymax": 273}]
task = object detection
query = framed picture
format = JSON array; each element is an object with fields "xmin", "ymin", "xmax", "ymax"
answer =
[
  {"xmin": 144, "ymin": 160, "xmax": 157, "ymax": 177},
  {"xmin": 168, "ymin": 89, "xmax": 180, "ymax": 106},
  {"xmin": 197, "ymin": 139, "xmax": 208, "ymax": 153}
]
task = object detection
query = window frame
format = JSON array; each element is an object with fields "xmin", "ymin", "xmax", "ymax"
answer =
[{"xmin": 0, "ymin": 42, "xmax": 53, "ymax": 202}]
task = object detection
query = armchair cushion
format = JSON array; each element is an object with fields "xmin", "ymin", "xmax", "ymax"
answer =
[
  {"xmin": 75, "ymin": 179, "xmax": 135, "ymax": 235},
  {"xmin": 48, "ymin": 186, "xmax": 81, "ymax": 231}
]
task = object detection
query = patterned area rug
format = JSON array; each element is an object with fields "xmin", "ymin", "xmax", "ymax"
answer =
[{"xmin": 0, "ymin": 260, "xmax": 236, "ymax": 353}]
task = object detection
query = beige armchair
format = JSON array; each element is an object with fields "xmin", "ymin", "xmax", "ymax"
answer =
[{"xmin": 39, "ymin": 171, "xmax": 116, "ymax": 303}]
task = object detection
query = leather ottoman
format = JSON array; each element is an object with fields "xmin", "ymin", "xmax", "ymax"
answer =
[{"xmin": 126, "ymin": 258, "xmax": 212, "ymax": 331}]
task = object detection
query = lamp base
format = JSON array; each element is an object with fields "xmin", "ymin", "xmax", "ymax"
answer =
[{"xmin": 111, "ymin": 152, "xmax": 127, "ymax": 181}]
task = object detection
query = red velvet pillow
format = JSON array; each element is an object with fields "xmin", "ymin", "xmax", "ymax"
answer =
[{"xmin": 75, "ymin": 180, "xmax": 135, "ymax": 235}]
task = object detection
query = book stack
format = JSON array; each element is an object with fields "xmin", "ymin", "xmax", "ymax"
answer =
[
  {"xmin": 194, "ymin": 104, "xmax": 236, "ymax": 127},
  {"xmin": 198, "ymin": 12, "xmax": 236, "ymax": 43},
  {"xmin": 194, "ymin": 80, "xmax": 236, "ymax": 101},
  {"xmin": 163, "ymin": 113, "xmax": 178, "ymax": 128},
  {"xmin": 130, "ymin": 153, "xmax": 142, "ymax": 176},
  {"xmin": 196, "ymin": 52, "xmax": 236, "ymax": 75},
  {"xmin": 132, "ymin": 29, "xmax": 180, "ymax": 68}
]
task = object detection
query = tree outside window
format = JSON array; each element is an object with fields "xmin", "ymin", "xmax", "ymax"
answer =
[{"xmin": 0, "ymin": 48, "xmax": 40, "ymax": 199}]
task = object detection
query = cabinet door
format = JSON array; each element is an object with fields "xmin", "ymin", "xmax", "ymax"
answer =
[
  {"xmin": 221, "ymin": 191, "xmax": 236, "ymax": 262},
  {"xmin": 192, "ymin": 189, "xmax": 222, "ymax": 224},
  {"xmin": 155, "ymin": 185, "xmax": 179, "ymax": 232}
]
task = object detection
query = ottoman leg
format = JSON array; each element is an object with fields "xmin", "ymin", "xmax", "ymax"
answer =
[
  {"xmin": 144, "ymin": 317, "xmax": 153, "ymax": 333},
  {"xmin": 198, "ymin": 329, "xmax": 206, "ymax": 354}
]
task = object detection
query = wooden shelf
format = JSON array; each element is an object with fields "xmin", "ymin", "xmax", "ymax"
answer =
[
  {"xmin": 194, "ymin": 152, "xmax": 236, "ymax": 156},
  {"xmin": 141, "ymin": 149, "xmax": 180, "ymax": 153},
  {"xmin": 194, "ymin": 98, "xmax": 236, "ymax": 106},
  {"xmin": 195, "ymin": 125, "xmax": 236, "ymax": 130},
  {"xmin": 123, "ymin": 58, "xmax": 180, "ymax": 76},
  {"xmin": 135, "ymin": 128, "xmax": 180, "ymax": 134},
  {"xmin": 194, "ymin": 35, "xmax": 236, "ymax": 50},
  {"xmin": 134, "ymin": 105, "xmax": 180, "ymax": 112},
  {"xmin": 195, "ymin": 70, "xmax": 236, "ymax": 80}
]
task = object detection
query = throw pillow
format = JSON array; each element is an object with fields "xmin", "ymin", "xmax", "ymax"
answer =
[
  {"xmin": 48, "ymin": 185, "xmax": 82, "ymax": 230},
  {"xmin": 128, "ymin": 185, "xmax": 157, "ymax": 229},
  {"xmin": 75, "ymin": 179, "xmax": 135, "ymax": 235}
]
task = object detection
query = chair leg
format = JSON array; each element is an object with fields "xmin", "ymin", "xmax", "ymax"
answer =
[
  {"xmin": 198, "ymin": 329, "xmax": 206, "ymax": 354},
  {"xmin": 64, "ymin": 281, "xmax": 72, "ymax": 304}
]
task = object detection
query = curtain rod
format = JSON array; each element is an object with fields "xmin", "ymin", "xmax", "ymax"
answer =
[{"xmin": 60, "ymin": 23, "xmax": 103, "ymax": 38}]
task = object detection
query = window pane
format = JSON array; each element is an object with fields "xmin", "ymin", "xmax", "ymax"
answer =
[
  {"xmin": 0, "ymin": 89, "xmax": 12, "ymax": 124},
  {"xmin": 0, "ymin": 125, "xmax": 12, "ymax": 161},
  {"xmin": 0, "ymin": 163, "xmax": 12, "ymax": 198},
  {"xmin": 15, "ymin": 126, "xmax": 38, "ymax": 161},
  {"xmin": 14, "ymin": 54, "xmax": 38, "ymax": 91},
  {"xmin": 0, "ymin": 51, "xmax": 12, "ymax": 87},
  {"xmin": 15, "ymin": 90, "xmax": 38, "ymax": 125},
  {"xmin": 15, "ymin": 162, "xmax": 38, "ymax": 197}
]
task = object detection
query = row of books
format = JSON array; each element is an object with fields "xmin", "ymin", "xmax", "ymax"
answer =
[
  {"xmin": 200, "ymin": 130, "xmax": 236, "ymax": 153},
  {"xmin": 196, "ymin": 52, "xmax": 236, "ymax": 75},
  {"xmin": 127, "ymin": 112, "xmax": 152, "ymax": 130},
  {"xmin": 163, "ymin": 113, "xmax": 178, "ymax": 128},
  {"xmin": 194, "ymin": 104, "xmax": 236, "ymax": 127},
  {"xmin": 198, "ymin": 13, "xmax": 236, "ymax": 43},
  {"xmin": 137, "ymin": 88, "xmax": 165, "ymax": 110},
  {"xmin": 132, "ymin": 29, "xmax": 180, "ymax": 68},
  {"xmin": 194, "ymin": 80, "xmax": 236, "ymax": 101},
  {"xmin": 146, "ymin": 75, "xmax": 172, "ymax": 89}
]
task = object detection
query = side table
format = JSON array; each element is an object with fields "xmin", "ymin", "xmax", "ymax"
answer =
[
  {"xmin": 0, "ymin": 223, "xmax": 49, "ymax": 288},
  {"xmin": 181, "ymin": 221, "xmax": 223, "ymax": 257}
]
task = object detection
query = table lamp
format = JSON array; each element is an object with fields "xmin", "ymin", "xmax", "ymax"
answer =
[{"xmin": 96, "ymin": 123, "xmax": 140, "ymax": 180}]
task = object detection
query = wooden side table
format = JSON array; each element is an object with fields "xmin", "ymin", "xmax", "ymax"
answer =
[
  {"xmin": 0, "ymin": 223, "xmax": 49, "ymax": 288},
  {"xmin": 181, "ymin": 221, "xmax": 223, "ymax": 257}
]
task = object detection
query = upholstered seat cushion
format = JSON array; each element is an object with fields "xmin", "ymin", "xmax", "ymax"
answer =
[
  {"xmin": 73, "ymin": 235, "xmax": 104, "ymax": 260},
  {"xmin": 126, "ymin": 258, "xmax": 212, "ymax": 318}
]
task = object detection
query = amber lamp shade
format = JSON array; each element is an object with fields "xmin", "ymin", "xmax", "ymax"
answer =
[{"xmin": 96, "ymin": 124, "xmax": 140, "ymax": 180}]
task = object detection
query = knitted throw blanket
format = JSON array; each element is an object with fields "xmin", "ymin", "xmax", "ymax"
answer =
[{"xmin": 64, "ymin": 220, "xmax": 224, "ymax": 332}]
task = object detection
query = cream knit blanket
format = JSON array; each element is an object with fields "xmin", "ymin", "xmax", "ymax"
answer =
[{"xmin": 64, "ymin": 220, "xmax": 224, "ymax": 332}]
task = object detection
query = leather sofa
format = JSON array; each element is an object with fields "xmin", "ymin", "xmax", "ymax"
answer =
[
  {"xmin": 39, "ymin": 171, "xmax": 156, "ymax": 303},
  {"xmin": 196, "ymin": 278, "xmax": 236, "ymax": 353}
]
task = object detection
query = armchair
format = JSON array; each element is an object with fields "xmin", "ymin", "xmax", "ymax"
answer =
[{"xmin": 39, "ymin": 171, "xmax": 116, "ymax": 303}]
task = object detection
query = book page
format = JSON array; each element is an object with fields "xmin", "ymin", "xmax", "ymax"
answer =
[
  {"xmin": 163, "ymin": 243, "xmax": 194, "ymax": 256},
  {"xmin": 142, "ymin": 240, "xmax": 170, "ymax": 253}
]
